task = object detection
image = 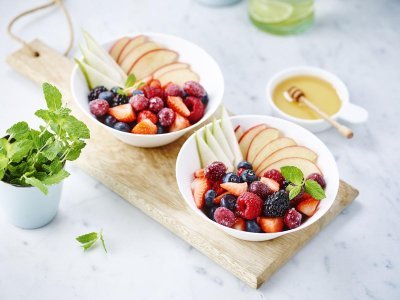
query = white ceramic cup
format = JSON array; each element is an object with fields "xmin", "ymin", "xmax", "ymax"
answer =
[
  {"xmin": 0, "ymin": 181, "xmax": 63, "ymax": 229},
  {"xmin": 266, "ymin": 66, "xmax": 368, "ymax": 132}
]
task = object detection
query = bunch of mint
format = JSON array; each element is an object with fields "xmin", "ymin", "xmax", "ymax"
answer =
[
  {"xmin": 280, "ymin": 166, "xmax": 326, "ymax": 200},
  {"xmin": 0, "ymin": 83, "xmax": 90, "ymax": 194}
]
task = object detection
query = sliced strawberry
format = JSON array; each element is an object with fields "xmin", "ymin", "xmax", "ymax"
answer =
[
  {"xmin": 296, "ymin": 197, "xmax": 320, "ymax": 217},
  {"xmin": 191, "ymin": 177, "xmax": 211, "ymax": 209},
  {"xmin": 214, "ymin": 192, "xmax": 229, "ymax": 205},
  {"xmin": 167, "ymin": 96, "xmax": 190, "ymax": 117},
  {"xmin": 232, "ymin": 217, "xmax": 246, "ymax": 231},
  {"xmin": 220, "ymin": 182, "xmax": 248, "ymax": 197},
  {"xmin": 194, "ymin": 168, "xmax": 205, "ymax": 178},
  {"xmin": 108, "ymin": 104, "xmax": 136, "ymax": 123},
  {"xmin": 212, "ymin": 179, "xmax": 225, "ymax": 196},
  {"xmin": 131, "ymin": 119, "xmax": 157, "ymax": 134},
  {"xmin": 184, "ymin": 96, "xmax": 205, "ymax": 124},
  {"xmin": 260, "ymin": 177, "xmax": 280, "ymax": 192},
  {"xmin": 137, "ymin": 110, "xmax": 158, "ymax": 124},
  {"xmin": 168, "ymin": 113, "xmax": 190, "ymax": 132},
  {"xmin": 258, "ymin": 217, "xmax": 284, "ymax": 233}
]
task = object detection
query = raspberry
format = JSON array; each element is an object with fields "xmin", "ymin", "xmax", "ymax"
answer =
[
  {"xmin": 143, "ymin": 85, "xmax": 164, "ymax": 99},
  {"xmin": 157, "ymin": 108, "xmax": 175, "ymax": 126},
  {"xmin": 307, "ymin": 173, "xmax": 326, "ymax": 189},
  {"xmin": 183, "ymin": 81, "xmax": 206, "ymax": 97},
  {"xmin": 249, "ymin": 181, "xmax": 271, "ymax": 199},
  {"xmin": 165, "ymin": 83, "xmax": 183, "ymax": 97},
  {"xmin": 214, "ymin": 207, "xmax": 236, "ymax": 227},
  {"xmin": 263, "ymin": 190, "xmax": 289, "ymax": 217},
  {"xmin": 263, "ymin": 169, "xmax": 284, "ymax": 187},
  {"xmin": 148, "ymin": 97, "xmax": 164, "ymax": 113},
  {"xmin": 236, "ymin": 192, "xmax": 263, "ymax": 220},
  {"xmin": 88, "ymin": 86, "xmax": 107, "ymax": 101},
  {"xmin": 137, "ymin": 110, "xmax": 158, "ymax": 124},
  {"xmin": 89, "ymin": 99, "xmax": 109, "ymax": 117},
  {"xmin": 184, "ymin": 96, "xmax": 205, "ymax": 124},
  {"xmin": 284, "ymin": 208, "xmax": 302, "ymax": 229},
  {"xmin": 130, "ymin": 94, "xmax": 149, "ymax": 112},
  {"xmin": 212, "ymin": 179, "xmax": 225, "ymax": 195},
  {"xmin": 204, "ymin": 161, "xmax": 227, "ymax": 181}
]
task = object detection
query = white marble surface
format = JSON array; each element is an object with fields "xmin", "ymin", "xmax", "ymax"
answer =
[{"xmin": 0, "ymin": 0, "xmax": 399, "ymax": 299}]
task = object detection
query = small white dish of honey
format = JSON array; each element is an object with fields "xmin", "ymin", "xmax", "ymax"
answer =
[{"xmin": 266, "ymin": 66, "xmax": 368, "ymax": 132}]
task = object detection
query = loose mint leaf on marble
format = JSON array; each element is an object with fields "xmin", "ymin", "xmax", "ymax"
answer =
[
  {"xmin": 289, "ymin": 185, "xmax": 302, "ymax": 200},
  {"xmin": 280, "ymin": 166, "xmax": 304, "ymax": 186},
  {"xmin": 76, "ymin": 231, "xmax": 107, "ymax": 253},
  {"xmin": 6, "ymin": 121, "xmax": 30, "ymax": 141},
  {"xmin": 304, "ymin": 179, "xmax": 326, "ymax": 200},
  {"xmin": 42, "ymin": 82, "xmax": 62, "ymax": 111},
  {"xmin": 99, "ymin": 230, "xmax": 107, "ymax": 253}
]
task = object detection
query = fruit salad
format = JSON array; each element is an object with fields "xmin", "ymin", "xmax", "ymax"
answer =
[
  {"xmin": 75, "ymin": 31, "xmax": 208, "ymax": 134},
  {"xmin": 191, "ymin": 109, "xmax": 327, "ymax": 233}
]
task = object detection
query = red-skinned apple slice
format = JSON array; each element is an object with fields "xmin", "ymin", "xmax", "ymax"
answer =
[
  {"xmin": 253, "ymin": 137, "xmax": 296, "ymax": 171},
  {"xmin": 234, "ymin": 125, "xmax": 244, "ymax": 141},
  {"xmin": 120, "ymin": 42, "xmax": 161, "ymax": 74},
  {"xmin": 117, "ymin": 35, "xmax": 147, "ymax": 64},
  {"xmin": 109, "ymin": 37, "xmax": 131, "ymax": 61},
  {"xmin": 158, "ymin": 68, "xmax": 199, "ymax": 86},
  {"xmin": 256, "ymin": 146, "xmax": 317, "ymax": 175},
  {"xmin": 238, "ymin": 124, "xmax": 267, "ymax": 158},
  {"xmin": 153, "ymin": 62, "xmax": 189, "ymax": 78},
  {"xmin": 258, "ymin": 157, "xmax": 322, "ymax": 178},
  {"xmin": 247, "ymin": 128, "xmax": 280, "ymax": 163},
  {"xmin": 128, "ymin": 49, "xmax": 178, "ymax": 78}
]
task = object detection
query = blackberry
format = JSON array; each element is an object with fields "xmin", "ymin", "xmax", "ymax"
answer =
[
  {"xmin": 111, "ymin": 94, "xmax": 129, "ymax": 107},
  {"xmin": 263, "ymin": 190, "xmax": 290, "ymax": 217},
  {"xmin": 88, "ymin": 86, "xmax": 107, "ymax": 102}
]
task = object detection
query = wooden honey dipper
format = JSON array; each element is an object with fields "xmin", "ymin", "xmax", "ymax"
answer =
[{"xmin": 284, "ymin": 86, "xmax": 354, "ymax": 139}]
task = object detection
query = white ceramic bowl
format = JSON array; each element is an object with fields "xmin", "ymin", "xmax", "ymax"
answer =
[
  {"xmin": 266, "ymin": 66, "xmax": 368, "ymax": 133},
  {"xmin": 71, "ymin": 33, "xmax": 224, "ymax": 148},
  {"xmin": 176, "ymin": 115, "xmax": 339, "ymax": 241}
]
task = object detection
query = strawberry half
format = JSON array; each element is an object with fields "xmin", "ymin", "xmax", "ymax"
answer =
[
  {"xmin": 260, "ymin": 177, "xmax": 280, "ymax": 192},
  {"xmin": 131, "ymin": 119, "xmax": 157, "ymax": 134},
  {"xmin": 167, "ymin": 96, "xmax": 190, "ymax": 117},
  {"xmin": 220, "ymin": 182, "xmax": 248, "ymax": 197},
  {"xmin": 212, "ymin": 179, "xmax": 225, "ymax": 196},
  {"xmin": 296, "ymin": 197, "xmax": 319, "ymax": 217},
  {"xmin": 108, "ymin": 104, "xmax": 136, "ymax": 123},
  {"xmin": 168, "ymin": 113, "xmax": 190, "ymax": 132},
  {"xmin": 232, "ymin": 217, "xmax": 246, "ymax": 231},
  {"xmin": 258, "ymin": 217, "xmax": 284, "ymax": 233},
  {"xmin": 191, "ymin": 177, "xmax": 211, "ymax": 209},
  {"xmin": 194, "ymin": 168, "xmax": 205, "ymax": 178}
]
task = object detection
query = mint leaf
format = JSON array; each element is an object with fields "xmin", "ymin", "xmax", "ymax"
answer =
[
  {"xmin": 42, "ymin": 83, "xmax": 62, "ymax": 111},
  {"xmin": 24, "ymin": 176, "xmax": 48, "ymax": 194},
  {"xmin": 304, "ymin": 179, "xmax": 326, "ymax": 200},
  {"xmin": 82, "ymin": 239, "xmax": 98, "ymax": 251},
  {"xmin": 42, "ymin": 140, "xmax": 62, "ymax": 161},
  {"xmin": 63, "ymin": 115, "xmax": 90, "ymax": 139},
  {"xmin": 125, "ymin": 74, "xmax": 136, "ymax": 88},
  {"xmin": 280, "ymin": 166, "xmax": 304, "ymax": 186},
  {"xmin": 289, "ymin": 185, "xmax": 302, "ymax": 200},
  {"xmin": 76, "ymin": 232, "xmax": 98, "ymax": 243},
  {"xmin": 7, "ymin": 140, "xmax": 33, "ymax": 163},
  {"xmin": 42, "ymin": 169, "xmax": 70, "ymax": 185},
  {"xmin": 6, "ymin": 122, "xmax": 30, "ymax": 141},
  {"xmin": 99, "ymin": 230, "xmax": 107, "ymax": 253},
  {"xmin": 66, "ymin": 141, "xmax": 86, "ymax": 161},
  {"xmin": 0, "ymin": 154, "xmax": 8, "ymax": 180}
]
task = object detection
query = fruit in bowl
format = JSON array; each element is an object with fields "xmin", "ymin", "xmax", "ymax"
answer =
[
  {"xmin": 176, "ymin": 110, "xmax": 339, "ymax": 241},
  {"xmin": 70, "ymin": 31, "xmax": 223, "ymax": 147}
]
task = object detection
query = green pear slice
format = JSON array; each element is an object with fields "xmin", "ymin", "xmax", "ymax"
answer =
[
  {"xmin": 212, "ymin": 118, "xmax": 234, "ymax": 164},
  {"xmin": 75, "ymin": 59, "xmax": 121, "ymax": 90},
  {"xmin": 220, "ymin": 107, "xmax": 243, "ymax": 168},
  {"xmin": 204, "ymin": 125, "xmax": 233, "ymax": 171},
  {"xmin": 196, "ymin": 131, "xmax": 218, "ymax": 168}
]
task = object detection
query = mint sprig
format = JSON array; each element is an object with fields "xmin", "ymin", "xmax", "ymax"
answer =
[
  {"xmin": 280, "ymin": 166, "xmax": 326, "ymax": 200},
  {"xmin": 0, "ymin": 83, "xmax": 90, "ymax": 194},
  {"xmin": 76, "ymin": 230, "xmax": 107, "ymax": 252}
]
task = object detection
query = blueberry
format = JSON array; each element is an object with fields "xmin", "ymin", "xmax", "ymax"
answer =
[
  {"xmin": 113, "ymin": 122, "xmax": 130, "ymax": 132},
  {"xmin": 240, "ymin": 169, "xmax": 258, "ymax": 183},
  {"xmin": 222, "ymin": 172, "xmax": 241, "ymax": 183},
  {"xmin": 201, "ymin": 93, "xmax": 209, "ymax": 106},
  {"xmin": 104, "ymin": 115, "xmax": 117, "ymax": 127},
  {"xmin": 237, "ymin": 161, "xmax": 253, "ymax": 170},
  {"xmin": 220, "ymin": 194, "xmax": 237, "ymax": 211},
  {"xmin": 157, "ymin": 124, "xmax": 167, "ymax": 134},
  {"xmin": 206, "ymin": 206, "xmax": 218, "ymax": 221},
  {"xmin": 205, "ymin": 190, "xmax": 216, "ymax": 208},
  {"xmin": 132, "ymin": 90, "xmax": 144, "ymax": 96},
  {"xmin": 98, "ymin": 91, "xmax": 115, "ymax": 105},
  {"xmin": 246, "ymin": 220, "xmax": 262, "ymax": 233},
  {"xmin": 111, "ymin": 86, "xmax": 123, "ymax": 95}
]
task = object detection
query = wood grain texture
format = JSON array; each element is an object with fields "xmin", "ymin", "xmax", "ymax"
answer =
[{"xmin": 7, "ymin": 40, "xmax": 359, "ymax": 288}]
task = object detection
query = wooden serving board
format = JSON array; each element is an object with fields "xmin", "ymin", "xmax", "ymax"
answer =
[{"xmin": 7, "ymin": 40, "xmax": 359, "ymax": 288}]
